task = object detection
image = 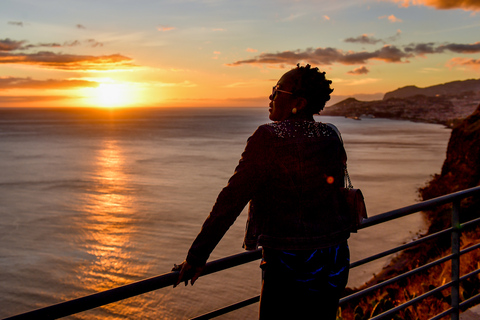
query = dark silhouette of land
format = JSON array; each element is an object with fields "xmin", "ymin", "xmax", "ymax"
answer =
[
  {"xmin": 340, "ymin": 104, "xmax": 480, "ymax": 319},
  {"xmin": 323, "ymin": 78, "xmax": 480, "ymax": 127}
]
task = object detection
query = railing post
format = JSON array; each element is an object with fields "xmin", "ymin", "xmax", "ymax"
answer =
[{"xmin": 451, "ymin": 200, "xmax": 461, "ymax": 320}]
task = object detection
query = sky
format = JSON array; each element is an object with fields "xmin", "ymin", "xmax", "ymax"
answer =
[{"xmin": 1, "ymin": 0, "xmax": 480, "ymax": 108}]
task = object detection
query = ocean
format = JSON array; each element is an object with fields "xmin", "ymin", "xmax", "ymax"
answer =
[{"xmin": 0, "ymin": 107, "xmax": 451, "ymax": 319}]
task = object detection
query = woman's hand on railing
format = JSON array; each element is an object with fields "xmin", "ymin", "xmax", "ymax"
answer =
[{"xmin": 172, "ymin": 260, "xmax": 204, "ymax": 287}]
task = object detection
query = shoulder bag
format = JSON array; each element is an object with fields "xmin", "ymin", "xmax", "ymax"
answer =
[{"xmin": 327, "ymin": 123, "xmax": 368, "ymax": 232}]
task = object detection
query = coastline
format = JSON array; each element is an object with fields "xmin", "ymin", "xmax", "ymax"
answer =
[{"xmin": 339, "ymin": 104, "xmax": 480, "ymax": 318}]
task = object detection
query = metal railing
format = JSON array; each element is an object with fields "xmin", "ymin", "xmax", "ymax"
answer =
[{"xmin": 3, "ymin": 186, "xmax": 480, "ymax": 320}]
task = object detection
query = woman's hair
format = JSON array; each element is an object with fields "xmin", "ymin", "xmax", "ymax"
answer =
[{"xmin": 290, "ymin": 63, "xmax": 334, "ymax": 114}]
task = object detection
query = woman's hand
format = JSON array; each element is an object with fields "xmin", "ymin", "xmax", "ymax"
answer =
[{"xmin": 172, "ymin": 260, "xmax": 204, "ymax": 287}]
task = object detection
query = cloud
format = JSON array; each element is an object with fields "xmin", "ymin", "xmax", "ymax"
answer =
[
  {"xmin": 438, "ymin": 42, "xmax": 480, "ymax": 53},
  {"xmin": 323, "ymin": 15, "xmax": 331, "ymax": 20},
  {"xmin": 344, "ymin": 31, "xmax": 402, "ymax": 45},
  {"xmin": 0, "ymin": 38, "xmax": 27, "ymax": 51},
  {"xmin": 447, "ymin": 57, "xmax": 480, "ymax": 70},
  {"xmin": 347, "ymin": 66, "xmax": 370, "ymax": 75},
  {"xmin": 404, "ymin": 41, "xmax": 480, "ymax": 54},
  {"xmin": 386, "ymin": 29, "xmax": 402, "ymax": 42},
  {"xmin": 1, "ymin": 38, "xmax": 130, "ymax": 71},
  {"xmin": 389, "ymin": 0, "xmax": 480, "ymax": 11},
  {"xmin": 0, "ymin": 95, "xmax": 70, "ymax": 104},
  {"xmin": 8, "ymin": 21, "xmax": 24, "ymax": 27},
  {"xmin": 227, "ymin": 45, "xmax": 411, "ymax": 67},
  {"xmin": 76, "ymin": 24, "xmax": 86, "ymax": 29},
  {"xmin": 379, "ymin": 14, "xmax": 403, "ymax": 23},
  {"xmin": 157, "ymin": 25, "xmax": 176, "ymax": 32},
  {"xmin": 0, "ymin": 77, "xmax": 99, "ymax": 90},
  {"xmin": 229, "ymin": 39, "xmax": 480, "ymax": 69},
  {"xmin": 344, "ymin": 34, "xmax": 383, "ymax": 45},
  {"xmin": 0, "ymin": 51, "xmax": 136, "ymax": 71},
  {"xmin": 85, "ymin": 39, "xmax": 103, "ymax": 47},
  {"xmin": 246, "ymin": 48, "xmax": 258, "ymax": 53},
  {"xmin": 154, "ymin": 80, "xmax": 197, "ymax": 88},
  {"xmin": 1, "ymin": 38, "xmax": 104, "ymax": 51}
]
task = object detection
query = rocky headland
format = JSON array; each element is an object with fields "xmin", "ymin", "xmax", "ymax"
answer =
[
  {"xmin": 340, "ymin": 104, "xmax": 480, "ymax": 319},
  {"xmin": 323, "ymin": 78, "xmax": 480, "ymax": 128}
]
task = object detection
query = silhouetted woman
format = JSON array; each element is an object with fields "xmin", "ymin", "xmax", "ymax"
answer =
[{"xmin": 174, "ymin": 64, "xmax": 351, "ymax": 319}]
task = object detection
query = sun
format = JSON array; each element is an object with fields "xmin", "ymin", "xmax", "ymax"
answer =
[{"xmin": 83, "ymin": 80, "xmax": 140, "ymax": 108}]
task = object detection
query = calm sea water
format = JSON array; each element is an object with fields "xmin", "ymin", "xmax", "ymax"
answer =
[{"xmin": 0, "ymin": 107, "xmax": 451, "ymax": 319}]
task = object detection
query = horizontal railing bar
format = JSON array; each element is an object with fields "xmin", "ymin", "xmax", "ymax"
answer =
[
  {"xmin": 370, "ymin": 281, "xmax": 453, "ymax": 320},
  {"xmin": 460, "ymin": 216, "xmax": 480, "ymax": 230},
  {"xmin": 185, "ymin": 258, "xmax": 480, "ymax": 320},
  {"xmin": 340, "ymin": 253, "xmax": 454, "ymax": 305},
  {"xmin": 350, "ymin": 227, "xmax": 452, "ymax": 269},
  {"xmin": 459, "ymin": 242, "xmax": 480, "ymax": 256},
  {"xmin": 3, "ymin": 249, "xmax": 262, "ymax": 320},
  {"xmin": 190, "ymin": 296, "xmax": 260, "ymax": 320},
  {"xmin": 3, "ymin": 272, "xmax": 178, "ymax": 320},
  {"xmin": 3, "ymin": 186, "xmax": 479, "ymax": 320},
  {"xmin": 358, "ymin": 186, "xmax": 480, "ymax": 230},
  {"xmin": 428, "ymin": 308, "xmax": 454, "ymax": 320},
  {"xmin": 460, "ymin": 293, "xmax": 480, "ymax": 311},
  {"xmin": 460, "ymin": 268, "xmax": 480, "ymax": 282},
  {"xmin": 351, "ymin": 205, "xmax": 480, "ymax": 270}
]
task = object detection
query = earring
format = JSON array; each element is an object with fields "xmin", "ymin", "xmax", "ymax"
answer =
[{"xmin": 292, "ymin": 108, "xmax": 297, "ymax": 114}]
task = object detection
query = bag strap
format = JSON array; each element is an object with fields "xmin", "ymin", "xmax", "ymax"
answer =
[{"xmin": 326, "ymin": 123, "xmax": 353, "ymax": 189}]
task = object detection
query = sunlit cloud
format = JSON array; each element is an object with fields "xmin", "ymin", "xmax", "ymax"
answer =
[
  {"xmin": 154, "ymin": 80, "xmax": 197, "ymax": 88},
  {"xmin": 347, "ymin": 66, "xmax": 370, "ymax": 75},
  {"xmin": 379, "ymin": 14, "xmax": 403, "ymax": 23},
  {"xmin": 246, "ymin": 48, "xmax": 258, "ymax": 53},
  {"xmin": 324, "ymin": 15, "xmax": 331, "ymax": 20},
  {"xmin": 447, "ymin": 57, "xmax": 480, "ymax": 70},
  {"xmin": 388, "ymin": 0, "xmax": 480, "ymax": 11},
  {"xmin": 0, "ymin": 51, "xmax": 136, "ymax": 71},
  {"xmin": 420, "ymin": 67, "xmax": 442, "ymax": 73},
  {"xmin": 0, "ymin": 95, "xmax": 71, "ymax": 104},
  {"xmin": 0, "ymin": 77, "xmax": 99, "ymax": 90},
  {"xmin": 343, "ymin": 78, "xmax": 381, "ymax": 86},
  {"xmin": 157, "ymin": 25, "xmax": 176, "ymax": 32}
]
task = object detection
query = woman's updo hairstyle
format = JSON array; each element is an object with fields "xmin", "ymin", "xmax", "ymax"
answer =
[{"xmin": 290, "ymin": 63, "xmax": 334, "ymax": 115}]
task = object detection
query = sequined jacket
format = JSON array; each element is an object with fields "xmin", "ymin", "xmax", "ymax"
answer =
[{"xmin": 186, "ymin": 119, "xmax": 350, "ymax": 267}]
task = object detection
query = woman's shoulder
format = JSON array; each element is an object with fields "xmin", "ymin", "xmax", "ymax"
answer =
[{"xmin": 260, "ymin": 120, "xmax": 335, "ymax": 139}]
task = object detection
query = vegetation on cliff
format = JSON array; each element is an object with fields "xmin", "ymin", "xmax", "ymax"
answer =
[{"xmin": 338, "ymin": 104, "xmax": 480, "ymax": 319}]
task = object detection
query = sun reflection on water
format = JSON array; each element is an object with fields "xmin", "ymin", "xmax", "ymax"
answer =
[{"xmin": 73, "ymin": 139, "xmax": 151, "ymax": 318}]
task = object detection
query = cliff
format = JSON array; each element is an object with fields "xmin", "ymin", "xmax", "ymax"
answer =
[
  {"xmin": 322, "ymin": 79, "xmax": 480, "ymax": 127},
  {"xmin": 341, "ymin": 104, "xmax": 480, "ymax": 319},
  {"xmin": 419, "ymin": 103, "xmax": 480, "ymax": 232}
]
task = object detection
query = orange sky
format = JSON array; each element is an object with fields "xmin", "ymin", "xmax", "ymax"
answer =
[{"xmin": 1, "ymin": 0, "xmax": 480, "ymax": 108}]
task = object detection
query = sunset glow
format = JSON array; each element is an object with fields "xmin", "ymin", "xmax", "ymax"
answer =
[
  {"xmin": 1, "ymin": 0, "xmax": 480, "ymax": 108},
  {"xmin": 84, "ymin": 81, "xmax": 139, "ymax": 108}
]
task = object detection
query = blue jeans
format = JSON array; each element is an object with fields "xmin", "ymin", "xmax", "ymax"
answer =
[{"xmin": 259, "ymin": 242, "xmax": 349, "ymax": 319}]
